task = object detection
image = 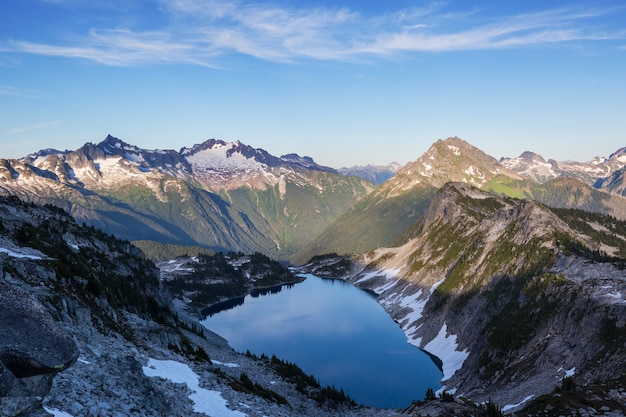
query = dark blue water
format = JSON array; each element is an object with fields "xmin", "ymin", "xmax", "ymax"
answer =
[{"xmin": 201, "ymin": 274, "xmax": 442, "ymax": 409}]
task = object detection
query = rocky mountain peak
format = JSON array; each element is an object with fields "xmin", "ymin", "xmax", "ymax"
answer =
[
  {"xmin": 181, "ymin": 138, "xmax": 282, "ymax": 167},
  {"xmin": 518, "ymin": 151, "xmax": 546, "ymax": 163},
  {"xmin": 280, "ymin": 153, "xmax": 336, "ymax": 172},
  {"xmin": 382, "ymin": 137, "xmax": 518, "ymax": 196},
  {"xmin": 502, "ymin": 145, "xmax": 626, "ymax": 187},
  {"xmin": 608, "ymin": 146, "xmax": 626, "ymax": 162}
]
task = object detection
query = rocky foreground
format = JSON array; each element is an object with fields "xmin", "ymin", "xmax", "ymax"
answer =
[
  {"xmin": 0, "ymin": 197, "xmax": 491, "ymax": 417},
  {"xmin": 3, "ymin": 189, "xmax": 626, "ymax": 416}
]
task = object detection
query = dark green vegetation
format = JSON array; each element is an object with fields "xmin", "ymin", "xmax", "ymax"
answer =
[
  {"xmin": 291, "ymin": 184, "xmax": 437, "ymax": 265},
  {"xmin": 482, "ymin": 273, "xmax": 568, "ymax": 359},
  {"xmin": 0, "ymin": 143, "xmax": 373, "ymax": 261},
  {"xmin": 163, "ymin": 252, "xmax": 302, "ymax": 307},
  {"xmin": 344, "ymin": 182, "xmax": 626, "ymax": 411},
  {"xmin": 225, "ymin": 371, "xmax": 289, "ymax": 406},
  {"xmin": 484, "ymin": 176, "xmax": 626, "ymax": 220},
  {"xmin": 2, "ymin": 196, "xmax": 366, "ymax": 413},
  {"xmin": 0, "ymin": 197, "xmax": 170, "ymax": 339},
  {"xmin": 132, "ymin": 240, "xmax": 216, "ymax": 262},
  {"xmin": 519, "ymin": 373, "xmax": 626, "ymax": 416},
  {"xmin": 243, "ymin": 351, "xmax": 357, "ymax": 408},
  {"xmin": 552, "ymin": 207, "xmax": 626, "ymax": 259}
]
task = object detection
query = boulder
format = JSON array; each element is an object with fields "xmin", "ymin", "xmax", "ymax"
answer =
[{"xmin": 0, "ymin": 280, "xmax": 78, "ymax": 416}]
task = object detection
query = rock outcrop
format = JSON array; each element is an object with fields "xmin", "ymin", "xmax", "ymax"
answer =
[{"xmin": 0, "ymin": 278, "xmax": 78, "ymax": 416}]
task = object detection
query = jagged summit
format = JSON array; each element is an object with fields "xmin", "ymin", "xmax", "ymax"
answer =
[
  {"xmin": 501, "ymin": 145, "xmax": 626, "ymax": 185},
  {"xmin": 280, "ymin": 153, "xmax": 336, "ymax": 172},
  {"xmin": 381, "ymin": 136, "xmax": 519, "ymax": 196},
  {"xmin": 181, "ymin": 138, "xmax": 281, "ymax": 167},
  {"xmin": 17, "ymin": 135, "xmax": 343, "ymax": 191},
  {"xmin": 1, "ymin": 135, "xmax": 373, "ymax": 260},
  {"xmin": 518, "ymin": 151, "xmax": 546, "ymax": 163},
  {"xmin": 608, "ymin": 146, "xmax": 626, "ymax": 161}
]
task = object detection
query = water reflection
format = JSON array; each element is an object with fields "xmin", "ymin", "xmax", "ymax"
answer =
[{"xmin": 201, "ymin": 274, "xmax": 442, "ymax": 409}]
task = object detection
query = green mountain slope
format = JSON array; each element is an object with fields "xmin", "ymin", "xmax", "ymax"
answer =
[
  {"xmin": 303, "ymin": 182, "xmax": 626, "ymax": 410},
  {"xmin": 294, "ymin": 137, "xmax": 626, "ymax": 265},
  {"xmin": 291, "ymin": 137, "xmax": 521, "ymax": 264},
  {"xmin": 0, "ymin": 137, "xmax": 373, "ymax": 261}
]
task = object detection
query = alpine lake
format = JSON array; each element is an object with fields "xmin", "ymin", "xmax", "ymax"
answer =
[{"xmin": 201, "ymin": 274, "xmax": 443, "ymax": 409}]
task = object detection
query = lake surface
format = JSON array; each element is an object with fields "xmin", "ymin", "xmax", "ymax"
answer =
[{"xmin": 201, "ymin": 274, "xmax": 442, "ymax": 409}]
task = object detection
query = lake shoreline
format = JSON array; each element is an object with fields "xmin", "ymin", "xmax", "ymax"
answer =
[{"xmin": 201, "ymin": 276, "xmax": 306, "ymax": 317}]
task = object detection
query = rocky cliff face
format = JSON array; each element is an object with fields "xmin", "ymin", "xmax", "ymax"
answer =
[
  {"xmin": 0, "ymin": 278, "xmax": 78, "ymax": 416},
  {"xmin": 301, "ymin": 182, "xmax": 626, "ymax": 414}
]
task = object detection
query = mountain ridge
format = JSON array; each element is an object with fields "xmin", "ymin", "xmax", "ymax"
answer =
[
  {"xmin": 292, "ymin": 138, "xmax": 626, "ymax": 264},
  {"xmin": 1, "ymin": 135, "xmax": 374, "ymax": 260},
  {"xmin": 3, "ymin": 134, "xmax": 626, "ymax": 264},
  {"xmin": 300, "ymin": 182, "xmax": 626, "ymax": 413}
]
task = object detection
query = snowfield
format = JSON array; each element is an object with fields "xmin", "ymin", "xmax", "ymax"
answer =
[
  {"xmin": 142, "ymin": 358, "xmax": 247, "ymax": 417},
  {"xmin": 422, "ymin": 322, "xmax": 469, "ymax": 382}
]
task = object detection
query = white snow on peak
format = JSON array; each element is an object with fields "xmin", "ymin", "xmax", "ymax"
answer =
[
  {"xmin": 447, "ymin": 145, "xmax": 460, "ymax": 156},
  {"xmin": 124, "ymin": 152, "xmax": 145, "ymax": 164},
  {"xmin": 185, "ymin": 144, "xmax": 264, "ymax": 175},
  {"xmin": 142, "ymin": 358, "xmax": 247, "ymax": 417},
  {"xmin": 463, "ymin": 166, "xmax": 486, "ymax": 184},
  {"xmin": 94, "ymin": 156, "xmax": 123, "ymax": 172},
  {"xmin": 423, "ymin": 322, "xmax": 469, "ymax": 381},
  {"xmin": 419, "ymin": 161, "xmax": 433, "ymax": 178}
]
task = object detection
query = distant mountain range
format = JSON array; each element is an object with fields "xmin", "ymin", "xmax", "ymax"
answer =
[
  {"xmin": 292, "ymin": 137, "xmax": 626, "ymax": 263},
  {"xmin": 1, "ymin": 135, "xmax": 625, "ymax": 263},
  {"xmin": 0, "ymin": 135, "xmax": 373, "ymax": 260},
  {"xmin": 338, "ymin": 162, "xmax": 402, "ymax": 185}
]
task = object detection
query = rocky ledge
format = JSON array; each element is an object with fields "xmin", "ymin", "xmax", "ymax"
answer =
[{"xmin": 0, "ymin": 279, "xmax": 79, "ymax": 417}]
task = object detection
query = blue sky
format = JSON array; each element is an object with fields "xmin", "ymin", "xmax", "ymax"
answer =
[{"xmin": 1, "ymin": 0, "xmax": 625, "ymax": 167}]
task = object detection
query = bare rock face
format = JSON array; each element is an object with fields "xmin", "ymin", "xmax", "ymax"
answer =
[{"xmin": 0, "ymin": 280, "xmax": 78, "ymax": 416}]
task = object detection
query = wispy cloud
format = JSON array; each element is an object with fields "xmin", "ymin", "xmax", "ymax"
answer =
[
  {"xmin": 11, "ymin": 121, "xmax": 59, "ymax": 134},
  {"xmin": 5, "ymin": 1, "xmax": 625, "ymax": 66}
]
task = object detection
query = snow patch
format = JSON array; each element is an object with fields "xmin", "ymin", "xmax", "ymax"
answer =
[
  {"xmin": 0, "ymin": 246, "xmax": 44, "ymax": 260},
  {"xmin": 43, "ymin": 406, "xmax": 73, "ymax": 417},
  {"xmin": 564, "ymin": 367, "xmax": 576, "ymax": 378},
  {"xmin": 142, "ymin": 358, "xmax": 247, "ymax": 417},
  {"xmin": 447, "ymin": 145, "xmax": 460, "ymax": 156},
  {"xmin": 212, "ymin": 360, "xmax": 240, "ymax": 368},
  {"xmin": 605, "ymin": 292, "xmax": 624, "ymax": 302},
  {"xmin": 502, "ymin": 394, "xmax": 534, "ymax": 412},
  {"xmin": 423, "ymin": 322, "xmax": 469, "ymax": 381}
]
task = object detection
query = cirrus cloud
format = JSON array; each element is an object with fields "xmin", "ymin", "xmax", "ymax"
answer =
[{"xmin": 4, "ymin": 1, "xmax": 625, "ymax": 66}]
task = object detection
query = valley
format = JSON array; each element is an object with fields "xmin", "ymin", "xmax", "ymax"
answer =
[{"xmin": 1, "ymin": 136, "xmax": 626, "ymax": 416}]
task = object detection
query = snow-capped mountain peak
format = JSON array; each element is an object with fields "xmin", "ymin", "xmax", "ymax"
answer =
[{"xmin": 501, "ymin": 146, "xmax": 626, "ymax": 185}]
